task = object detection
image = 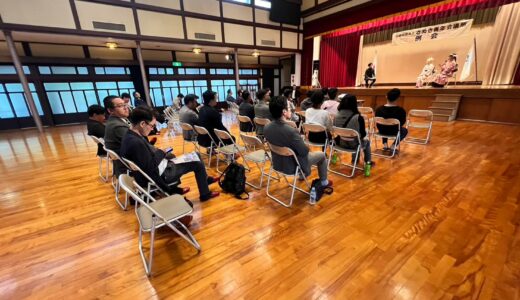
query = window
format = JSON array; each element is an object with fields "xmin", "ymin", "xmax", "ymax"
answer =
[
  {"xmin": 239, "ymin": 79, "xmax": 259, "ymax": 94},
  {"xmin": 149, "ymin": 67, "xmax": 174, "ymax": 75},
  {"xmin": 178, "ymin": 80, "xmax": 208, "ymax": 102},
  {"xmin": 38, "ymin": 66, "xmax": 89, "ymax": 75},
  {"xmin": 95, "ymin": 81, "xmax": 135, "ymax": 102},
  {"xmin": 94, "ymin": 67, "xmax": 131, "ymax": 75},
  {"xmin": 229, "ymin": 0, "xmax": 251, "ymax": 4},
  {"xmin": 255, "ymin": 0, "xmax": 271, "ymax": 8},
  {"xmin": 211, "ymin": 80, "xmax": 236, "ymax": 102},
  {"xmin": 210, "ymin": 68, "xmax": 234, "ymax": 75},
  {"xmin": 150, "ymin": 81, "xmax": 179, "ymax": 107},
  {"xmin": 0, "ymin": 65, "xmax": 31, "ymax": 75},
  {"xmin": 0, "ymin": 83, "xmax": 43, "ymax": 118},
  {"xmin": 239, "ymin": 69, "xmax": 258, "ymax": 75},
  {"xmin": 178, "ymin": 68, "xmax": 206, "ymax": 75}
]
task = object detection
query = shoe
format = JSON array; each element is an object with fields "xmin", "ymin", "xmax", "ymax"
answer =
[
  {"xmin": 171, "ymin": 186, "xmax": 190, "ymax": 195},
  {"xmin": 200, "ymin": 191, "xmax": 220, "ymax": 202},
  {"xmin": 323, "ymin": 179, "xmax": 333, "ymax": 187},
  {"xmin": 207, "ymin": 176, "xmax": 218, "ymax": 185}
]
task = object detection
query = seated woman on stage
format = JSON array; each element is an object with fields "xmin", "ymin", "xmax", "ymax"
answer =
[
  {"xmin": 431, "ymin": 54, "xmax": 458, "ymax": 88},
  {"xmin": 416, "ymin": 57, "xmax": 436, "ymax": 88}
]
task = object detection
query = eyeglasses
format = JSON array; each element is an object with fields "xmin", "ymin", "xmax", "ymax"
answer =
[
  {"xmin": 144, "ymin": 121, "xmax": 156, "ymax": 128},
  {"xmin": 114, "ymin": 104, "xmax": 128, "ymax": 108}
]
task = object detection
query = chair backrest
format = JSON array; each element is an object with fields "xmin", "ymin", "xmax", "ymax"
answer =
[
  {"xmin": 122, "ymin": 157, "xmax": 166, "ymax": 194},
  {"xmin": 240, "ymin": 133, "xmax": 264, "ymax": 148},
  {"xmin": 332, "ymin": 126, "xmax": 361, "ymax": 144},
  {"xmin": 118, "ymin": 174, "xmax": 165, "ymax": 222},
  {"xmin": 254, "ymin": 117, "xmax": 271, "ymax": 126},
  {"xmin": 295, "ymin": 111, "xmax": 306, "ymax": 119},
  {"xmin": 285, "ymin": 120, "xmax": 297, "ymax": 129},
  {"xmin": 213, "ymin": 128, "xmax": 233, "ymax": 142},
  {"xmin": 375, "ymin": 117, "xmax": 400, "ymax": 127},
  {"xmin": 180, "ymin": 122, "xmax": 195, "ymax": 132},
  {"xmin": 408, "ymin": 109, "xmax": 433, "ymax": 121},
  {"xmin": 238, "ymin": 115, "xmax": 253, "ymax": 124},
  {"xmin": 302, "ymin": 123, "xmax": 326, "ymax": 133},
  {"xmin": 89, "ymin": 135, "xmax": 105, "ymax": 146},
  {"xmin": 193, "ymin": 125, "xmax": 209, "ymax": 136},
  {"xmin": 357, "ymin": 99, "xmax": 365, "ymax": 107},
  {"xmin": 267, "ymin": 143, "xmax": 303, "ymax": 174},
  {"xmin": 358, "ymin": 106, "xmax": 374, "ymax": 117}
]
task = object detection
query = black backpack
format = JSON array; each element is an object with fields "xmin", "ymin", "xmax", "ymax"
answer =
[{"xmin": 218, "ymin": 162, "xmax": 249, "ymax": 199}]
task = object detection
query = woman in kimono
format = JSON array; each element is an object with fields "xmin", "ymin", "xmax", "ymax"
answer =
[
  {"xmin": 416, "ymin": 57, "xmax": 435, "ymax": 88},
  {"xmin": 431, "ymin": 54, "xmax": 458, "ymax": 88}
]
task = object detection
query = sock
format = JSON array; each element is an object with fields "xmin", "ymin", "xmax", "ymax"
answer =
[{"xmin": 321, "ymin": 179, "xmax": 329, "ymax": 186}]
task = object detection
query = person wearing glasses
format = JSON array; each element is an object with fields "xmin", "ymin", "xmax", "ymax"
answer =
[
  {"xmin": 103, "ymin": 95, "xmax": 131, "ymax": 176},
  {"xmin": 120, "ymin": 106, "xmax": 220, "ymax": 202}
]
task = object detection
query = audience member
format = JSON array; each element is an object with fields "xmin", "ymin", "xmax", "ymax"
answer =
[
  {"xmin": 173, "ymin": 93, "xmax": 184, "ymax": 110},
  {"xmin": 283, "ymin": 88, "xmax": 299, "ymax": 123},
  {"xmin": 254, "ymin": 89, "xmax": 272, "ymax": 136},
  {"xmin": 87, "ymin": 104, "xmax": 106, "ymax": 156},
  {"xmin": 226, "ymin": 89, "xmax": 236, "ymax": 103},
  {"xmin": 120, "ymin": 106, "xmax": 219, "ymax": 202},
  {"xmin": 334, "ymin": 94, "xmax": 374, "ymax": 166},
  {"xmin": 238, "ymin": 90, "xmax": 255, "ymax": 132},
  {"xmin": 305, "ymin": 91, "xmax": 332, "ymax": 144},
  {"xmin": 133, "ymin": 91, "xmax": 147, "ymax": 107},
  {"xmin": 375, "ymin": 88, "xmax": 408, "ymax": 150},
  {"xmin": 121, "ymin": 93, "xmax": 134, "ymax": 112},
  {"xmin": 179, "ymin": 94, "xmax": 199, "ymax": 140},
  {"xmin": 321, "ymin": 87, "xmax": 340, "ymax": 115},
  {"xmin": 264, "ymin": 96, "xmax": 332, "ymax": 188},
  {"xmin": 103, "ymin": 95, "xmax": 130, "ymax": 175},
  {"xmin": 197, "ymin": 90, "xmax": 235, "ymax": 147},
  {"xmin": 300, "ymin": 90, "xmax": 314, "ymax": 111},
  {"xmin": 236, "ymin": 89, "xmax": 244, "ymax": 105}
]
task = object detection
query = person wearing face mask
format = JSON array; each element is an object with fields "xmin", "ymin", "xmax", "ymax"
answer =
[{"xmin": 120, "ymin": 106, "xmax": 219, "ymax": 202}]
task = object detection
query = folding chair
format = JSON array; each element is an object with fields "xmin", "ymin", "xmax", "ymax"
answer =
[
  {"xmin": 118, "ymin": 174, "xmax": 200, "ymax": 276},
  {"xmin": 180, "ymin": 122, "xmax": 198, "ymax": 154},
  {"xmin": 88, "ymin": 135, "xmax": 110, "ymax": 182},
  {"xmin": 253, "ymin": 117, "xmax": 271, "ymax": 140},
  {"xmin": 405, "ymin": 109, "xmax": 433, "ymax": 144},
  {"xmin": 193, "ymin": 125, "xmax": 217, "ymax": 168},
  {"xmin": 104, "ymin": 147, "xmax": 131, "ymax": 210},
  {"xmin": 265, "ymin": 143, "xmax": 311, "ymax": 208},
  {"xmin": 237, "ymin": 115, "xmax": 255, "ymax": 135},
  {"xmin": 213, "ymin": 129, "xmax": 245, "ymax": 174},
  {"xmin": 328, "ymin": 127, "xmax": 364, "ymax": 178},
  {"xmin": 302, "ymin": 123, "xmax": 329, "ymax": 154},
  {"xmin": 296, "ymin": 111, "xmax": 306, "ymax": 132},
  {"xmin": 164, "ymin": 107, "xmax": 180, "ymax": 136},
  {"xmin": 240, "ymin": 133, "xmax": 279, "ymax": 189},
  {"xmin": 121, "ymin": 157, "xmax": 179, "ymax": 200},
  {"xmin": 373, "ymin": 117, "xmax": 401, "ymax": 159},
  {"xmin": 285, "ymin": 120, "xmax": 298, "ymax": 129},
  {"xmin": 358, "ymin": 107, "xmax": 375, "ymax": 138}
]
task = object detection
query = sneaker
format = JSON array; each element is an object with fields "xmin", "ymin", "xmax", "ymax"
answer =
[{"xmin": 200, "ymin": 191, "xmax": 220, "ymax": 202}]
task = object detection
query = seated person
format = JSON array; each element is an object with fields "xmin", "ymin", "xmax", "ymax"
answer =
[
  {"xmin": 334, "ymin": 94, "xmax": 374, "ymax": 166},
  {"xmin": 321, "ymin": 87, "xmax": 340, "ymax": 116},
  {"xmin": 103, "ymin": 95, "xmax": 131, "ymax": 176},
  {"xmin": 197, "ymin": 90, "xmax": 235, "ymax": 147},
  {"xmin": 254, "ymin": 89, "xmax": 273, "ymax": 137},
  {"xmin": 364, "ymin": 63, "xmax": 376, "ymax": 88},
  {"xmin": 264, "ymin": 96, "xmax": 333, "ymax": 188},
  {"xmin": 87, "ymin": 104, "xmax": 106, "ymax": 157},
  {"xmin": 238, "ymin": 90, "xmax": 255, "ymax": 133},
  {"xmin": 416, "ymin": 57, "xmax": 435, "ymax": 88},
  {"xmin": 283, "ymin": 88, "xmax": 300, "ymax": 124},
  {"xmin": 431, "ymin": 53, "xmax": 458, "ymax": 88},
  {"xmin": 120, "ymin": 106, "xmax": 219, "ymax": 202},
  {"xmin": 300, "ymin": 90, "xmax": 314, "ymax": 111},
  {"xmin": 225, "ymin": 89, "xmax": 236, "ymax": 103},
  {"xmin": 121, "ymin": 93, "xmax": 134, "ymax": 112},
  {"xmin": 375, "ymin": 88, "xmax": 408, "ymax": 150},
  {"xmin": 173, "ymin": 93, "xmax": 184, "ymax": 110},
  {"xmin": 179, "ymin": 94, "xmax": 199, "ymax": 141},
  {"xmin": 305, "ymin": 90, "xmax": 332, "ymax": 144}
]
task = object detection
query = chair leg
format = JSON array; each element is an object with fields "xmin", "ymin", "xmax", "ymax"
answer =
[
  {"xmin": 168, "ymin": 219, "xmax": 201, "ymax": 251},
  {"xmin": 138, "ymin": 220, "xmax": 155, "ymax": 276},
  {"xmin": 114, "ymin": 175, "xmax": 128, "ymax": 210},
  {"xmin": 266, "ymin": 166, "xmax": 309, "ymax": 208},
  {"xmin": 98, "ymin": 156, "xmax": 108, "ymax": 182}
]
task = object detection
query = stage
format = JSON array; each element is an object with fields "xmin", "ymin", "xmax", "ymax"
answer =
[{"xmin": 304, "ymin": 85, "xmax": 520, "ymax": 125}]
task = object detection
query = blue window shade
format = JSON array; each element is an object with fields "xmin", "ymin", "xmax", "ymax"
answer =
[
  {"xmin": 0, "ymin": 94, "xmax": 14, "ymax": 118},
  {"xmin": 166, "ymin": 68, "xmax": 174, "ymax": 75},
  {"xmin": 149, "ymin": 68, "xmax": 157, "ymax": 75},
  {"xmin": 118, "ymin": 81, "xmax": 134, "ymax": 89},
  {"xmin": 94, "ymin": 67, "xmax": 105, "ymax": 75},
  {"xmin": 239, "ymin": 80, "xmax": 248, "ymax": 85},
  {"xmin": 47, "ymin": 92, "xmax": 64, "ymax": 114},
  {"xmin": 97, "ymin": 90, "xmax": 109, "ymax": 101},
  {"xmin": 44, "ymin": 82, "xmax": 71, "ymax": 91},
  {"xmin": 150, "ymin": 81, "xmax": 161, "ymax": 88},
  {"xmin": 158, "ymin": 68, "xmax": 166, "ymax": 75},
  {"xmin": 10, "ymin": 94, "xmax": 30, "ymax": 117},
  {"xmin": 126, "ymin": 68, "xmax": 130, "ymax": 74},
  {"xmin": 105, "ymin": 67, "xmax": 126, "ymax": 75},
  {"xmin": 248, "ymin": 80, "xmax": 258, "ymax": 84},
  {"xmin": 72, "ymin": 91, "xmax": 88, "ymax": 112},
  {"xmin": 85, "ymin": 91, "xmax": 98, "ymax": 107},
  {"xmin": 51, "ymin": 66, "xmax": 77, "ymax": 75},
  {"xmin": 162, "ymin": 81, "xmax": 177, "ymax": 87},
  {"xmin": 152, "ymin": 89, "xmax": 164, "ymax": 106},
  {"xmin": 60, "ymin": 92, "xmax": 76, "ymax": 113},
  {"xmin": 96, "ymin": 82, "xmax": 117, "ymax": 89},
  {"xmin": 38, "ymin": 66, "xmax": 51, "ymax": 74},
  {"xmin": 179, "ymin": 80, "xmax": 193, "ymax": 87},
  {"xmin": 224, "ymin": 80, "xmax": 236, "ymax": 85},
  {"xmin": 0, "ymin": 65, "xmax": 30, "ymax": 74},
  {"xmin": 77, "ymin": 67, "xmax": 88, "ymax": 75},
  {"xmin": 5, "ymin": 83, "xmax": 25, "ymax": 93},
  {"xmin": 70, "ymin": 82, "xmax": 94, "ymax": 90},
  {"xmin": 216, "ymin": 69, "xmax": 228, "ymax": 75},
  {"xmin": 162, "ymin": 89, "xmax": 173, "ymax": 106},
  {"xmin": 178, "ymin": 68, "xmax": 185, "ymax": 75},
  {"xmin": 23, "ymin": 66, "xmax": 31, "ymax": 74},
  {"xmin": 185, "ymin": 68, "xmax": 199, "ymax": 75}
]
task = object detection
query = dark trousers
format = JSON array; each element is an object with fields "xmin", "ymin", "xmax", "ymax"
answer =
[
  {"xmin": 365, "ymin": 79, "xmax": 376, "ymax": 88},
  {"xmin": 162, "ymin": 154, "xmax": 210, "ymax": 197},
  {"xmin": 382, "ymin": 127, "xmax": 408, "ymax": 146}
]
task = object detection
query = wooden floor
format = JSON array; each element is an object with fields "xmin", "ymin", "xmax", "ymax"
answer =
[{"xmin": 1, "ymin": 117, "xmax": 519, "ymax": 299}]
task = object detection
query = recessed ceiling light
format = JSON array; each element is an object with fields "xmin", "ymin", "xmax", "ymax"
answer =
[
  {"xmin": 192, "ymin": 48, "xmax": 202, "ymax": 54},
  {"xmin": 105, "ymin": 42, "xmax": 118, "ymax": 49},
  {"xmin": 252, "ymin": 51, "xmax": 260, "ymax": 57}
]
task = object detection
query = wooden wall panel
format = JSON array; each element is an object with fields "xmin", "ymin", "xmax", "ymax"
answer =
[
  {"xmin": 402, "ymin": 96, "xmax": 434, "ymax": 112},
  {"xmin": 488, "ymin": 99, "xmax": 520, "ymax": 124},
  {"xmin": 458, "ymin": 98, "xmax": 492, "ymax": 120}
]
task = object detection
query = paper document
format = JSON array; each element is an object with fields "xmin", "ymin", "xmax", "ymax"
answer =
[{"xmin": 171, "ymin": 152, "xmax": 200, "ymax": 164}]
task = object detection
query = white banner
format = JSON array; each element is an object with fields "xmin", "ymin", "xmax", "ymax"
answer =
[{"xmin": 392, "ymin": 19, "xmax": 473, "ymax": 45}]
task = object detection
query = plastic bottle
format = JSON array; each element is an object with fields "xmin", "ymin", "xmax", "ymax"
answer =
[
  {"xmin": 310, "ymin": 186, "xmax": 317, "ymax": 204},
  {"xmin": 364, "ymin": 162, "xmax": 371, "ymax": 177},
  {"xmin": 331, "ymin": 152, "xmax": 338, "ymax": 165}
]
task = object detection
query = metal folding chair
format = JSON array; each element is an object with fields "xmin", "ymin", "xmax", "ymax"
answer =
[
  {"xmin": 302, "ymin": 123, "xmax": 329, "ymax": 154},
  {"xmin": 253, "ymin": 117, "xmax": 270, "ymax": 141},
  {"xmin": 295, "ymin": 111, "xmax": 306, "ymax": 132},
  {"xmin": 265, "ymin": 143, "xmax": 311, "ymax": 208},
  {"xmin": 213, "ymin": 129, "xmax": 245, "ymax": 174},
  {"xmin": 240, "ymin": 133, "xmax": 279, "ymax": 189},
  {"xmin": 119, "ymin": 174, "xmax": 200, "ymax": 276},
  {"xmin": 88, "ymin": 135, "xmax": 110, "ymax": 182},
  {"xmin": 237, "ymin": 115, "xmax": 255, "ymax": 136},
  {"xmin": 328, "ymin": 127, "xmax": 364, "ymax": 178},
  {"xmin": 373, "ymin": 117, "xmax": 401, "ymax": 159},
  {"xmin": 285, "ymin": 120, "xmax": 298, "ymax": 129},
  {"xmin": 104, "ymin": 147, "xmax": 131, "ymax": 210},
  {"xmin": 193, "ymin": 125, "xmax": 217, "ymax": 168},
  {"xmin": 358, "ymin": 106, "xmax": 375, "ymax": 138},
  {"xmin": 180, "ymin": 122, "xmax": 198, "ymax": 154},
  {"xmin": 405, "ymin": 109, "xmax": 433, "ymax": 144}
]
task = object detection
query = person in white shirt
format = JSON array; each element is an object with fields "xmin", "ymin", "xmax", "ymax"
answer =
[
  {"xmin": 416, "ymin": 58, "xmax": 436, "ymax": 88},
  {"xmin": 321, "ymin": 87, "xmax": 340, "ymax": 116},
  {"xmin": 305, "ymin": 90, "xmax": 332, "ymax": 145}
]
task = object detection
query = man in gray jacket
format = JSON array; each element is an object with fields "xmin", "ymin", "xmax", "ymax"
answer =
[
  {"xmin": 264, "ymin": 96, "xmax": 332, "ymax": 188},
  {"xmin": 103, "ymin": 95, "xmax": 130, "ymax": 175},
  {"xmin": 254, "ymin": 89, "xmax": 272, "ymax": 136},
  {"xmin": 179, "ymin": 94, "xmax": 199, "ymax": 140}
]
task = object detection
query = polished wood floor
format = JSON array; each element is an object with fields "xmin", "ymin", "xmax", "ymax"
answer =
[{"xmin": 1, "ymin": 117, "xmax": 519, "ymax": 299}]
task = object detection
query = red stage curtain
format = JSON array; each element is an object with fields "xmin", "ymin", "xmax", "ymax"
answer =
[
  {"xmin": 301, "ymin": 38, "xmax": 314, "ymax": 86},
  {"xmin": 319, "ymin": 33, "xmax": 361, "ymax": 87}
]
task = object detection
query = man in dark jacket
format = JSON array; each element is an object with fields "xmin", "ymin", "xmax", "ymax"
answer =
[
  {"xmin": 238, "ymin": 90, "xmax": 255, "ymax": 133},
  {"xmin": 375, "ymin": 88, "xmax": 408, "ymax": 150},
  {"xmin": 103, "ymin": 95, "xmax": 131, "ymax": 176},
  {"xmin": 364, "ymin": 63, "xmax": 376, "ymax": 88},
  {"xmin": 120, "ymin": 106, "xmax": 219, "ymax": 202},
  {"xmin": 133, "ymin": 91, "xmax": 147, "ymax": 107},
  {"xmin": 264, "ymin": 96, "xmax": 332, "ymax": 188},
  {"xmin": 87, "ymin": 104, "xmax": 106, "ymax": 156},
  {"xmin": 254, "ymin": 89, "xmax": 272, "ymax": 136},
  {"xmin": 197, "ymin": 90, "xmax": 234, "ymax": 147}
]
